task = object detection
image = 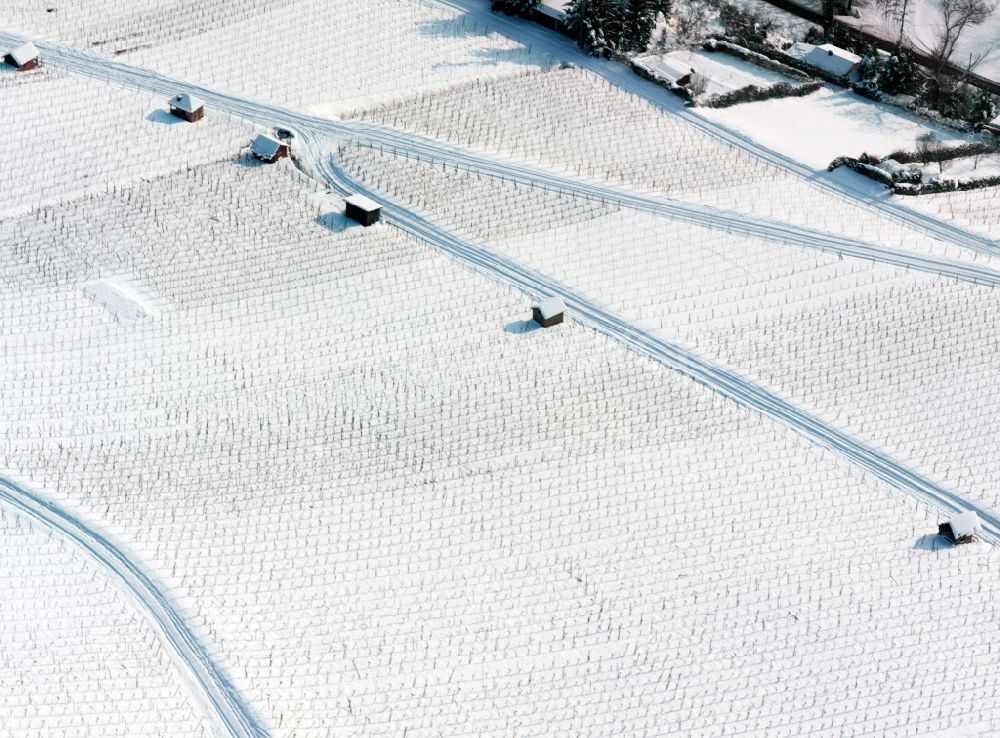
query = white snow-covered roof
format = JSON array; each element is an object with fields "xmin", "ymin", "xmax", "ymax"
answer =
[
  {"xmin": 10, "ymin": 42, "xmax": 39, "ymax": 67},
  {"xmin": 946, "ymin": 511, "xmax": 982, "ymax": 539},
  {"xmin": 345, "ymin": 194, "xmax": 381, "ymax": 213},
  {"xmin": 803, "ymin": 44, "xmax": 861, "ymax": 77},
  {"xmin": 169, "ymin": 93, "xmax": 204, "ymax": 113},
  {"xmin": 251, "ymin": 133, "xmax": 284, "ymax": 158},
  {"xmin": 534, "ymin": 295, "xmax": 566, "ymax": 320}
]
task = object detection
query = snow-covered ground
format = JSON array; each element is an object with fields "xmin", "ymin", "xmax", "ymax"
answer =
[
  {"xmin": 636, "ymin": 48, "xmax": 800, "ymax": 96},
  {"xmin": 0, "ymin": 67, "xmax": 253, "ymax": 217},
  {"xmin": 2, "ymin": 153, "xmax": 1000, "ymax": 737},
  {"xmin": 0, "ymin": 503, "xmax": 213, "ymax": 737},
  {"xmin": 3, "ymin": 1, "xmax": 1000, "ymax": 736},
  {"xmin": 339, "ymin": 145, "xmax": 1000, "ymax": 519},
  {"xmin": 697, "ymin": 83, "xmax": 971, "ymax": 168},
  {"xmin": 903, "ymin": 185, "xmax": 1000, "ymax": 238}
]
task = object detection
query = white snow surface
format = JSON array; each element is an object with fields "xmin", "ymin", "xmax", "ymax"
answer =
[
  {"xmin": 636, "ymin": 48, "xmax": 799, "ymax": 96},
  {"xmin": 698, "ymin": 84, "xmax": 971, "ymax": 168}
]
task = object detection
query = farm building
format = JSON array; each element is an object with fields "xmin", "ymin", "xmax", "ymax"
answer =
[
  {"xmin": 250, "ymin": 133, "xmax": 289, "ymax": 163},
  {"xmin": 5, "ymin": 42, "xmax": 39, "ymax": 72},
  {"xmin": 938, "ymin": 511, "xmax": 982, "ymax": 544},
  {"xmin": 532, "ymin": 295, "xmax": 566, "ymax": 328},
  {"xmin": 344, "ymin": 194, "xmax": 382, "ymax": 226},
  {"xmin": 799, "ymin": 43, "xmax": 861, "ymax": 78},
  {"xmin": 168, "ymin": 93, "xmax": 205, "ymax": 123},
  {"xmin": 985, "ymin": 115, "xmax": 1000, "ymax": 136}
]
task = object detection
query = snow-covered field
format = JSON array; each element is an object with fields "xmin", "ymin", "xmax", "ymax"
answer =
[
  {"xmin": 1, "ymin": 0, "xmax": 554, "ymax": 116},
  {"xmin": 697, "ymin": 84, "xmax": 971, "ymax": 168},
  {"xmin": 0, "ymin": 503, "xmax": 212, "ymax": 737},
  {"xmin": 637, "ymin": 48, "xmax": 799, "ymax": 96},
  {"xmin": 903, "ymin": 186, "xmax": 1000, "ymax": 238},
  {"xmin": 351, "ymin": 67, "xmax": 992, "ymax": 266},
  {"xmin": 2, "ymin": 155, "xmax": 1000, "ymax": 737},
  {"xmin": 339, "ymin": 146, "xmax": 1000, "ymax": 519},
  {"xmin": 3, "ymin": 1, "xmax": 1000, "ymax": 736},
  {"xmin": 0, "ymin": 67, "xmax": 253, "ymax": 217}
]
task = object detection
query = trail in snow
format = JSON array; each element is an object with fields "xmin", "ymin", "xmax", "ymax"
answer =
[
  {"xmin": 311, "ymin": 145, "xmax": 1000, "ymax": 545},
  {"xmin": 0, "ymin": 477, "xmax": 269, "ymax": 738},
  {"xmin": 427, "ymin": 0, "xmax": 999, "ymax": 255},
  {"xmin": 2, "ymin": 29, "xmax": 994, "ymax": 279},
  {"xmin": 343, "ymin": 127, "xmax": 1000, "ymax": 288}
]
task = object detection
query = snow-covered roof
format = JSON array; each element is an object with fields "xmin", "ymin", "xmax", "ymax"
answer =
[
  {"xmin": 946, "ymin": 511, "xmax": 982, "ymax": 539},
  {"xmin": 251, "ymin": 133, "xmax": 284, "ymax": 157},
  {"xmin": 803, "ymin": 44, "xmax": 861, "ymax": 77},
  {"xmin": 534, "ymin": 295, "xmax": 566, "ymax": 320},
  {"xmin": 345, "ymin": 193, "xmax": 381, "ymax": 213},
  {"xmin": 169, "ymin": 93, "xmax": 204, "ymax": 113},
  {"xmin": 10, "ymin": 42, "xmax": 39, "ymax": 67}
]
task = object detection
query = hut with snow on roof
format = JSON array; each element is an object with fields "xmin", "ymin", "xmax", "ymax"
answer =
[
  {"xmin": 5, "ymin": 42, "xmax": 39, "ymax": 72},
  {"xmin": 345, "ymin": 194, "xmax": 382, "ymax": 227},
  {"xmin": 532, "ymin": 295, "xmax": 565, "ymax": 328},
  {"xmin": 938, "ymin": 511, "xmax": 982, "ymax": 545},
  {"xmin": 168, "ymin": 93, "xmax": 204, "ymax": 122},
  {"xmin": 250, "ymin": 133, "xmax": 288, "ymax": 163}
]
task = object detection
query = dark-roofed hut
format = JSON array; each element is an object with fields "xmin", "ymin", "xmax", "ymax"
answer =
[
  {"xmin": 532, "ymin": 296, "xmax": 566, "ymax": 328},
  {"xmin": 345, "ymin": 194, "xmax": 382, "ymax": 227},
  {"xmin": 5, "ymin": 42, "xmax": 39, "ymax": 72},
  {"xmin": 939, "ymin": 511, "xmax": 982, "ymax": 544},
  {"xmin": 250, "ymin": 133, "xmax": 288, "ymax": 163},
  {"xmin": 168, "ymin": 93, "xmax": 204, "ymax": 123}
]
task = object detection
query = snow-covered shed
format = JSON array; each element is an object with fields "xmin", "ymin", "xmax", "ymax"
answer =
[
  {"xmin": 5, "ymin": 41, "xmax": 39, "ymax": 72},
  {"xmin": 938, "ymin": 511, "xmax": 982, "ymax": 544},
  {"xmin": 802, "ymin": 44, "xmax": 861, "ymax": 78},
  {"xmin": 168, "ymin": 92, "xmax": 205, "ymax": 123},
  {"xmin": 532, "ymin": 295, "xmax": 566, "ymax": 328},
  {"xmin": 250, "ymin": 133, "xmax": 288, "ymax": 163},
  {"xmin": 984, "ymin": 115, "xmax": 1000, "ymax": 137},
  {"xmin": 344, "ymin": 194, "xmax": 382, "ymax": 227}
]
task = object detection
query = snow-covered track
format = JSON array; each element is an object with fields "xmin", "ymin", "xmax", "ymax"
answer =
[
  {"xmin": 428, "ymin": 0, "xmax": 999, "ymax": 255},
  {"xmin": 343, "ymin": 128, "xmax": 1000, "ymax": 288},
  {"xmin": 316, "ymin": 152, "xmax": 1000, "ymax": 546},
  {"xmin": 0, "ymin": 476, "xmax": 269, "ymax": 738}
]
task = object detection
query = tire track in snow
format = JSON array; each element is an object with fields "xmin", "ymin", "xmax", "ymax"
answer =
[
  {"xmin": 0, "ymin": 477, "xmax": 269, "ymax": 738},
  {"xmin": 342, "ymin": 126, "xmax": 1000, "ymax": 288},
  {"xmin": 3, "ymin": 31, "xmax": 995, "ymax": 286},
  {"xmin": 313, "ymin": 148, "xmax": 1000, "ymax": 546}
]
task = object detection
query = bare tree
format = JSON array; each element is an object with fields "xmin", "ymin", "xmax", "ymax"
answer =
[
  {"xmin": 929, "ymin": 0, "xmax": 996, "ymax": 74},
  {"xmin": 916, "ymin": 131, "xmax": 945, "ymax": 172},
  {"xmin": 876, "ymin": 0, "xmax": 912, "ymax": 47}
]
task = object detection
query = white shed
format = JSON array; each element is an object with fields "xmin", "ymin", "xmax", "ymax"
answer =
[
  {"xmin": 6, "ymin": 41, "xmax": 39, "ymax": 71},
  {"xmin": 168, "ymin": 93, "xmax": 205, "ymax": 122},
  {"xmin": 938, "ymin": 511, "xmax": 982, "ymax": 544},
  {"xmin": 803, "ymin": 44, "xmax": 861, "ymax": 78},
  {"xmin": 532, "ymin": 295, "xmax": 566, "ymax": 328},
  {"xmin": 250, "ymin": 133, "xmax": 288, "ymax": 163}
]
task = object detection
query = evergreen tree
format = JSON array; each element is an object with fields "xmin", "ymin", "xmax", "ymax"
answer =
[
  {"xmin": 880, "ymin": 51, "xmax": 917, "ymax": 95},
  {"xmin": 490, "ymin": 0, "xmax": 541, "ymax": 15},
  {"xmin": 565, "ymin": 0, "xmax": 625, "ymax": 54},
  {"xmin": 622, "ymin": 0, "xmax": 657, "ymax": 51},
  {"xmin": 969, "ymin": 88, "xmax": 998, "ymax": 125}
]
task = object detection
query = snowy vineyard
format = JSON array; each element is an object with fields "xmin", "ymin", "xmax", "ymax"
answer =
[
  {"xmin": 351, "ymin": 67, "xmax": 993, "ymax": 266},
  {"xmin": 2, "ymin": 156, "xmax": 999, "ymax": 737},
  {"xmin": 339, "ymin": 146, "xmax": 1000, "ymax": 521},
  {"xmin": 0, "ymin": 506, "xmax": 212, "ymax": 737},
  {"xmin": 0, "ymin": 69, "xmax": 253, "ymax": 219}
]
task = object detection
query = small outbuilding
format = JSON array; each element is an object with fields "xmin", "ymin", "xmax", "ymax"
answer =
[
  {"xmin": 532, "ymin": 295, "xmax": 566, "ymax": 328},
  {"xmin": 802, "ymin": 43, "xmax": 861, "ymax": 79},
  {"xmin": 938, "ymin": 511, "xmax": 982, "ymax": 544},
  {"xmin": 5, "ymin": 41, "xmax": 39, "ymax": 72},
  {"xmin": 250, "ymin": 133, "xmax": 288, "ymax": 163},
  {"xmin": 168, "ymin": 93, "xmax": 204, "ymax": 122},
  {"xmin": 344, "ymin": 194, "xmax": 382, "ymax": 227}
]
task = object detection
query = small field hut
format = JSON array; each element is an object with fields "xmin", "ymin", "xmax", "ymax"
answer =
[
  {"xmin": 168, "ymin": 93, "xmax": 205, "ymax": 122},
  {"xmin": 5, "ymin": 42, "xmax": 39, "ymax": 72},
  {"xmin": 532, "ymin": 296, "xmax": 566, "ymax": 328},
  {"xmin": 938, "ymin": 511, "xmax": 982, "ymax": 544},
  {"xmin": 345, "ymin": 194, "xmax": 382, "ymax": 226},
  {"xmin": 250, "ymin": 133, "xmax": 289, "ymax": 163}
]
